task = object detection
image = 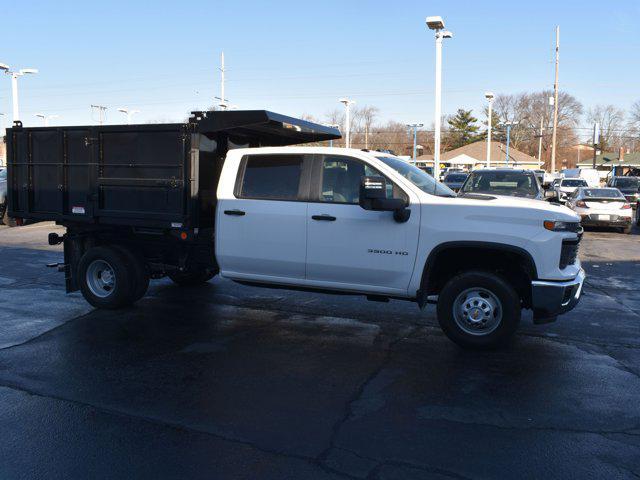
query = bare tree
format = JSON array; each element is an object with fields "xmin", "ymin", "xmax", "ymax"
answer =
[
  {"xmin": 631, "ymin": 100, "xmax": 640, "ymax": 127},
  {"xmin": 491, "ymin": 90, "xmax": 582, "ymax": 168},
  {"xmin": 587, "ymin": 104, "xmax": 625, "ymax": 151}
]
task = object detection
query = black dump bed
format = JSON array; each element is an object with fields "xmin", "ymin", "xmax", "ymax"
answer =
[{"xmin": 6, "ymin": 110, "xmax": 339, "ymax": 229}]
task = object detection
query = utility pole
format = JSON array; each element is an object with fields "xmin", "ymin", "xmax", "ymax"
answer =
[
  {"xmin": 537, "ymin": 116, "xmax": 544, "ymax": 166},
  {"xmin": 91, "ymin": 105, "xmax": 107, "ymax": 125},
  {"xmin": 592, "ymin": 122, "xmax": 600, "ymax": 169},
  {"xmin": 215, "ymin": 52, "xmax": 228, "ymax": 110},
  {"xmin": 365, "ymin": 124, "xmax": 369, "ymax": 150},
  {"xmin": 550, "ymin": 26, "xmax": 560, "ymax": 173}
]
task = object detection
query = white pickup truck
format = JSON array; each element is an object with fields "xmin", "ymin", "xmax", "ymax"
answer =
[
  {"xmin": 7, "ymin": 112, "xmax": 585, "ymax": 349},
  {"xmin": 212, "ymin": 147, "xmax": 584, "ymax": 348}
]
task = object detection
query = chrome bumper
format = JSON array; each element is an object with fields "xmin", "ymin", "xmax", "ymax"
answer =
[{"xmin": 530, "ymin": 269, "xmax": 585, "ymax": 323}]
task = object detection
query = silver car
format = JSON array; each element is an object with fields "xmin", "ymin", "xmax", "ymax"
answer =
[{"xmin": 565, "ymin": 187, "xmax": 632, "ymax": 234}]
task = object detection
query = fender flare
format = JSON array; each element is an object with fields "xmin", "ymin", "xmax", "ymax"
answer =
[{"xmin": 417, "ymin": 241, "xmax": 538, "ymax": 306}]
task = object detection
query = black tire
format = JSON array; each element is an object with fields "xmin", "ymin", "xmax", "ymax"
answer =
[
  {"xmin": 112, "ymin": 245, "xmax": 150, "ymax": 302},
  {"xmin": 168, "ymin": 268, "xmax": 216, "ymax": 286},
  {"xmin": 77, "ymin": 246, "xmax": 135, "ymax": 309},
  {"xmin": 437, "ymin": 270, "xmax": 521, "ymax": 349}
]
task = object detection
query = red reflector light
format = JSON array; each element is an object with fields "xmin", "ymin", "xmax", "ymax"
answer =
[{"xmin": 180, "ymin": 232, "xmax": 188, "ymax": 240}]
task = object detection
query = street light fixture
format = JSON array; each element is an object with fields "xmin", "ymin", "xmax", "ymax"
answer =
[
  {"xmin": 426, "ymin": 16, "xmax": 453, "ymax": 181},
  {"xmin": 484, "ymin": 91, "xmax": 495, "ymax": 167},
  {"xmin": 406, "ymin": 123, "xmax": 424, "ymax": 163},
  {"xmin": 338, "ymin": 98, "xmax": 355, "ymax": 148},
  {"xmin": 0, "ymin": 63, "xmax": 38, "ymax": 122},
  {"xmin": 117, "ymin": 107, "xmax": 140, "ymax": 125},
  {"xmin": 35, "ymin": 113, "xmax": 59, "ymax": 127}
]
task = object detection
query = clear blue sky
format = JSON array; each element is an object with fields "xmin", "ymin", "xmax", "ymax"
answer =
[{"xmin": 1, "ymin": 0, "xmax": 638, "ymax": 130}]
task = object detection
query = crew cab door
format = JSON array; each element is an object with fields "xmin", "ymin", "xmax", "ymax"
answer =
[
  {"xmin": 306, "ymin": 154, "xmax": 420, "ymax": 295},
  {"xmin": 216, "ymin": 153, "xmax": 311, "ymax": 282}
]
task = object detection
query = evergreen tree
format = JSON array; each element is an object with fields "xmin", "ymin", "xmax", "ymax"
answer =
[{"xmin": 447, "ymin": 109, "xmax": 481, "ymax": 149}]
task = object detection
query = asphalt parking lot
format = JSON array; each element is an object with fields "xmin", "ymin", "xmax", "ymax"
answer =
[{"xmin": 1, "ymin": 222, "xmax": 639, "ymax": 479}]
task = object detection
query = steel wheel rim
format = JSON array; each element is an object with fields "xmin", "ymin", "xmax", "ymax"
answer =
[
  {"xmin": 453, "ymin": 287, "xmax": 502, "ymax": 336},
  {"xmin": 86, "ymin": 259, "xmax": 116, "ymax": 298}
]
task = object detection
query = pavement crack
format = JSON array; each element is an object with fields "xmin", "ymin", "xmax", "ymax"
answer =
[
  {"xmin": 316, "ymin": 327, "xmax": 418, "ymax": 472},
  {"xmin": 0, "ymin": 379, "xmax": 356, "ymax": 479},
  {"xmin": 584, "ymin": 278, "xmax": 640, "ymax": 320}
]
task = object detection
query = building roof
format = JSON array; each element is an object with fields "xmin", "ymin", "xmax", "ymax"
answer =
[
  {"xmin": 416, "ymin": 141, "xmax": 539, "ymax": 165},
  {"xmin": 576, "ymin": 151, "xmax": 640, "ymax": 167}
]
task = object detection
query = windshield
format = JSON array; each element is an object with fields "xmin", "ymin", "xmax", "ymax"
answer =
[
  {"xmin": 614, "ymin": 177, "xmax": 640, "ymax": 189},
  {"xmin": 460, "ymin": 171, "xmax": 539, "ymax": 197},
  {"xmin": 583, "ymin": 188, "xmax": 624, "ymax": 199},
  {"xmin": 0, "ymin": 169, "xmax": 6, "ymax": 181},
  {"xmin": 562, "ymin": 179, "xmax": 588, "ymax": 187},
  {"xmin": 375, "ymin": 156, "xmax": 456, "ymax": 197},
  {"xmin": 444, "ymin": 173, "xmax": 468, "ymax": 182}
]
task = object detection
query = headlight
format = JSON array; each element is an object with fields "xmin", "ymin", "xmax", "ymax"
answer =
[{"xmin": 544, "ymin": 220, "xmax": 581, "ymax": 232}]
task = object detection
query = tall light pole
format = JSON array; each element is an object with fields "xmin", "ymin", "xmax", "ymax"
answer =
[
  {"xmin": 426, "ymin": 16, "xmax": 452, "ymax": 181},
  {"xmin": 0, "ymin": 64, "xmax": 38, "ymax": 122},
  {"xmin": 215, "ymin": 51, "xmax": 229, "ymax": 110},
  {"xmin": 35, "ymin": 113, "xmax": 59, "ymax": 126},
  {"xmin": 91, "ymin": 105, "xmax": 107, "ymax": 125},
  {"xmin": 502, "ymin": 121, "xmax": 519, "ymax": 166},
  {"xmin": 338, "ymin": 98, "xmax": 355, "ymax": 148},
  {"xmin": 550, "ymin": 26, "xmax": 560, "ymax": 173},
  {"xmin": 117, "ymin": 107, "xmax": 140, "ymax": 125},
  {"xmin": 484, "ymin": 92, "xmax": 494, "ymax": 167},
  {"xmin": 407, "ymin": 123, "xmax": 423, "ymax": 162}
]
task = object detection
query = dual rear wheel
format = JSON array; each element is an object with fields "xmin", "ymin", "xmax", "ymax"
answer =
[
  {"xmin": 77, "ymin": 246, "xmax": 215, "ymax": 309},
  {"xmin": 78, "ymin": 246, "xmax": 149, "ymax": 309}
]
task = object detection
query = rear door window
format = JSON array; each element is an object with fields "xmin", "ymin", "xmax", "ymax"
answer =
[{"xmin": 238, "ymin": 154, "xmax": 305, "ymax": 200}]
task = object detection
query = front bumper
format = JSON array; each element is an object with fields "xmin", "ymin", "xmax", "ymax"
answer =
[{"xmin": 531, "ymin": 269, "xmax": 585, "ymax": 323}]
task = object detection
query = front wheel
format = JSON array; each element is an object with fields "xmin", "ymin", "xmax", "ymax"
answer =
[{"xmin": 437, "ymin": 271, "xmax": 521, "ymax": 349}]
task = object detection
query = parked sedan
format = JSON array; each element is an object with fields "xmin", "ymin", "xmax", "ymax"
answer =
[
  {"xmin": 442, "ymin": 172, "xmax": 468, "ymax": 192},
  {"xmin": 566, "ymin": 187, "xmax": 632, "ymax": 233},
  {"xmin": 458, "ymin": 168, "xmax": 544, "ymax": 200}
]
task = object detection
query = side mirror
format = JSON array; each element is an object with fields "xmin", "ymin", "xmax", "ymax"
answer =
[{"xmin": 359, "ymin": 175, "xmax": 411, "ymax": 223}]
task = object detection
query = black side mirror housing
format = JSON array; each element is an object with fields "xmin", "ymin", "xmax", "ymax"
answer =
[{"xmin": 359, "ymin": 176, "xmax": 411, "ymax": 223}]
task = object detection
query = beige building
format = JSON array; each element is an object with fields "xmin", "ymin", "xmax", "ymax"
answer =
[{"xmin": 415, "ymin": 141, "xmax": 542, "ymax": 171}]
